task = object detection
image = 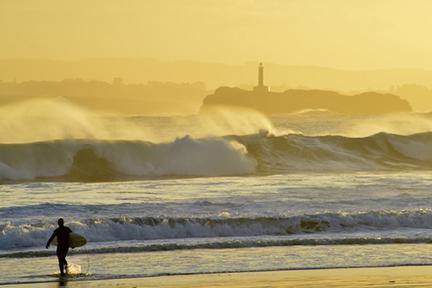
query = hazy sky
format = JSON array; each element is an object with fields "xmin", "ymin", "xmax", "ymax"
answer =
[{"xmin": 1, "ymin": 0, "xmax": 431, "ymax": 69}]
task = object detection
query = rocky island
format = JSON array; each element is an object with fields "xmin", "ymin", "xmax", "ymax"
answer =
[{"xmin": 202, "ymin": 64, "xmax": 412, "ymax": 114}]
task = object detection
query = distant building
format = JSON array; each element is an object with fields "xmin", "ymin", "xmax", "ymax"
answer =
[
  {"xmin": 112, "ymin": 77, "xmax": 124, "ymax": 86},
  {"xmin": 253, "ymin": 63, "xmax": 269, "ymax": 93}
]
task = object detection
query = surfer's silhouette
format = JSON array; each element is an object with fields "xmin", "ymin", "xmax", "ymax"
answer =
[{"xmin": 46, "ymin": 218, "xmax": 72, "ymax": 276}]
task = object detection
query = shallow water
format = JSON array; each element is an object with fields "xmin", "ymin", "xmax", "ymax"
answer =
[
  {"xmin": 1, "ymin": 173, "xmax": 432, "ymax": 284},
  {"xmin": 1, "ymin": 244, "xmax": 432, "ymax": 284}
]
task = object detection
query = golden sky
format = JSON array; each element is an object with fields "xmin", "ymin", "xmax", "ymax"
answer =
[{"xmin": 1, "ymin": 0, "xmax": 431, "ymax": 69}]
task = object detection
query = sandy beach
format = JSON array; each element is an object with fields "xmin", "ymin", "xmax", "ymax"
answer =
[{"xmin": 3, "ymin": 266, "xmax": 432, "ymax": 288}]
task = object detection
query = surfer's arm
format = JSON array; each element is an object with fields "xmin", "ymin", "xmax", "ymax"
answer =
[{"xmin": 45, "ymin": 229, "xmax": 57, "ymax": 248}]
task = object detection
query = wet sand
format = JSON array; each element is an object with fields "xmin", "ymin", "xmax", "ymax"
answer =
[{"xmin": 3, "ymin": 266, "xmax": 432, "ymax": 288}]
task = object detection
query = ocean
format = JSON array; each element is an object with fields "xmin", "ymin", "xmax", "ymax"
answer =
[{"xmin": 1, "ymin": 110, "xmax": 432, "ymax": 284}]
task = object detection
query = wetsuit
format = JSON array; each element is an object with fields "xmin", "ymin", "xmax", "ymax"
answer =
[{"xmin": 47, "ymin": 226, "xmax": 72, "ymax": 275}]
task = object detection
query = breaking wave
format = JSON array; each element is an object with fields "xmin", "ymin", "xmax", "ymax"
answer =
[
  {"xmin": 0, "ymin": 136, "xmax": 256, "ymax": 181},
  {"xmin": 1, "ymin": 209, "xmax": 432, "ymax": 250},
  {"xmin": 1, "ymin": 132, "xmax": 432, "ymax": 181}
]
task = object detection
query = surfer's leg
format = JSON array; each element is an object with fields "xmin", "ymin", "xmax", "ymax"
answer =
[
  {"xmin": 57, "ymin": 254, "xmax": 65, "ymax": 275},
  {"xmin": 59, "ymin": 262, "xmax": 65, "ymax": 276},
  {"xmin": 64, "ymin": 248, "xmax": 69, "ymax": 271},
  {"xmin": 57, "ymin": 247, "xmax": 67, "ymax": 276}
]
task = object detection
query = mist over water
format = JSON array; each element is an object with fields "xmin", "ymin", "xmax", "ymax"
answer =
[
  {"xmin": 273, "ymin": 110, "xmax": 432, "ymax": 137},
  {"xmin": 0, "ymin": 99, "xmax": 277, "ymax": 143},
  {"xmin": 2, "ymin": 98, "xmax": 432, "ymax": 143}
]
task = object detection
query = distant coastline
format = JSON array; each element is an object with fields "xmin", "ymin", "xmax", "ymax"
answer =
[{"xmin": 0, "ymin": 62, "xmax": 416, "ymax": 115}]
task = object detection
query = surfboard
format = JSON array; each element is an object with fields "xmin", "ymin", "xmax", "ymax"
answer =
[{"xmin": 52, "ymin": 232, "xmax": 87, "ymax": 248}]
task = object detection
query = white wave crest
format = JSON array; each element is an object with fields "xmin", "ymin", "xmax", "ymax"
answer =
[
  {"xmin": 0, "ymin": 136, "xmax": 256, "ymax": 180},
  {"xmin": 2, "ymin": 209, "xmax": 432, "ymax": 250}
]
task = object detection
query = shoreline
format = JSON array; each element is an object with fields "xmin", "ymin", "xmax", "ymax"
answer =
[{"xmin": 3, "ymin": 265, "xmax": 432, "ymax": 287}]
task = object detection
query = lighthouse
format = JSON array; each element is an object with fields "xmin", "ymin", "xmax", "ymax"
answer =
[{"xmin": 253, "ymin": 63, "xmax": 269, "ymax": 93}]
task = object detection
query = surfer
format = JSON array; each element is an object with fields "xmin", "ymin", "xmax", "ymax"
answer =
[{"xmin": 46, "ymin": 218, "xmax": 72, "ymax": 276}]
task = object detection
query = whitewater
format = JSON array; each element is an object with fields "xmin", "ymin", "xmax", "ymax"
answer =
[
  {"xmin": 1, "ymin": 103, "xmax": 432, "ymax": 284},
  {"xmin": 2, "ymin": 131, "xmax": 432, "ymax": 181}
]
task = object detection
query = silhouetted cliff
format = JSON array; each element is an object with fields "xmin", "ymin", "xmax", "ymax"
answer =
[{"xmin": 202, "ymin": 87, "xmax": 412, "ymax": 114}]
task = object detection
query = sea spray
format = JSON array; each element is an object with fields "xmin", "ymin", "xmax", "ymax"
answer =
[
  {"xmin": 0, "ymin": 99, "xmax": 278, "ymax": 143},
  {"xmin": 1, "ymin": 132, "xmax": 432, "ymax": 181}
]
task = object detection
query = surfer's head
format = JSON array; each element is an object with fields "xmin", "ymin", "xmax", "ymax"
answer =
[{"xmin": 57, "ymin": 218, "xmax": 64, "ymax": 227}]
